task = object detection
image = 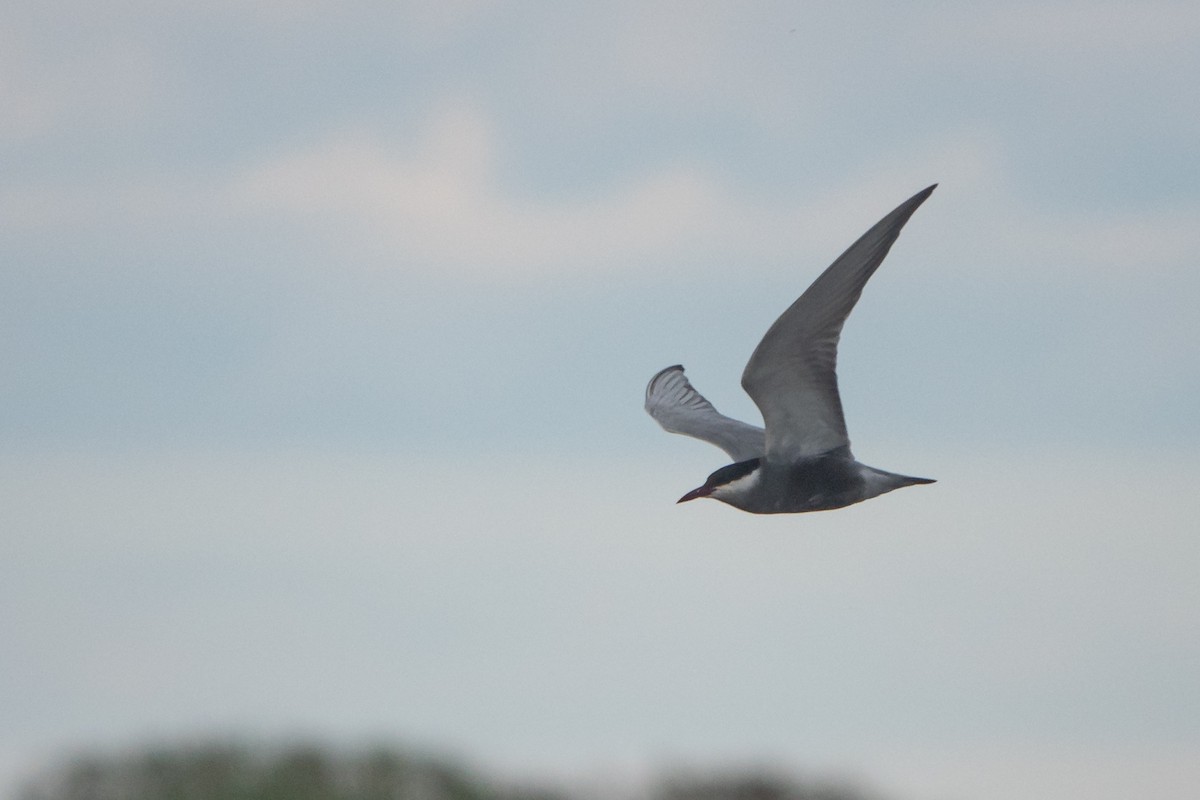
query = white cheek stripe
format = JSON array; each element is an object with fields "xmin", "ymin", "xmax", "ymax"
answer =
[{"xmin": 712, "ymin": 468, "xmax": 761, "ymax": 499}]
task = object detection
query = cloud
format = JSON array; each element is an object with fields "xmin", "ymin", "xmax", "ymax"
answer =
[
  {"xmin": 0, "ymin": 20, "xmax": 159, "ymax": 143},
  {"xmin": 231, "ymin": 106, "xmax": 1200, "ymax": 290},
  {"xmin": 966, "ymin": 2, "xmax": 1200, "ymax": 55},
  {"xmin": 7, "ymin": 94, "xmax": 1195, "ymax": 296},
  {"xmin": 229, "ymin": 101, "xmax": 763, "ymax": 281},
  {"xmin": 1029, "ymin": 207, "xmax": 1200, "ymax": 277},
  {"xmin": 226, "ymin": 102, "xmax": 1006, "ymax": 283}
]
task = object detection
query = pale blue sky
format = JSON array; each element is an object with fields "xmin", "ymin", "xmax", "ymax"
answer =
[{"xmin": 3, "ymin": 3, "xmax": 1199, "ymax": 799}]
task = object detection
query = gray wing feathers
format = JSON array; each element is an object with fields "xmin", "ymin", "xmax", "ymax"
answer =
[
  {"xmin": 741, "ymin": 185, "xmax": 936, "ymax": 461},
  {"xmin": 644, "ymin": 365, "xmax": 765, "ymax": 461}
]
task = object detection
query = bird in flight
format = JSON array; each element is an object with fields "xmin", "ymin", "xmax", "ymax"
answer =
[{"xmin": 644, "ymin": 185, "xmax": 937, "ymax": 514}]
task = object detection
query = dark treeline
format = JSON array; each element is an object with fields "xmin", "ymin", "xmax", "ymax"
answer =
[{"xmin": 15, "ymin": 742, "xmax": 884, "ymax": 800}]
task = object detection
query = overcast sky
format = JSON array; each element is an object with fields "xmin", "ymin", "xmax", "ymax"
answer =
[{"xmin": 3, "ymin": 3, "xmax": 1199, "ymax": 799}]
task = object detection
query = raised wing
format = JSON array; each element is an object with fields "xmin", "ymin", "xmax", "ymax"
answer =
[
  {"xmin": 741, "ymin": 185, "xmax": 936, "ymax": 461},
  {"xmin": 644, "ymin": 365, "xmax": 765, "ymax": 461}
]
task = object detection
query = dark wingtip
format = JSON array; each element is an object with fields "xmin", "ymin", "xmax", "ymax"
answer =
[
  {"xmin": 646, "ymin": 364, "xmax": 685, "ymax": 401},
  {"xmin": 882, "ymin": 185, "xmax": 937, "ymax": 228},
  {"xmin": 651, "ymin": 364, "xmax": 685, "ymax": 382}
]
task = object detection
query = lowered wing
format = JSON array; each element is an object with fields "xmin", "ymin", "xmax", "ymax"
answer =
[{"xmin": 644, "ymin": 365, "xmax": 765, "ymax": 462}]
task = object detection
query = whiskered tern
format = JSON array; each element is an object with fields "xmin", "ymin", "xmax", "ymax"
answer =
[{"xmin": 644, "ymin": 185, "xmax": 937, "ymax": 514}]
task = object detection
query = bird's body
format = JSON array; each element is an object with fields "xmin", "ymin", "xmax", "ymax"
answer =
[
  {"xmin": 676, "ymin": 448, "xmax": 934, "ymax": 514},
  {"xmin": 644, "ymin": 185, "xmax": 938, "ymax": 514}
]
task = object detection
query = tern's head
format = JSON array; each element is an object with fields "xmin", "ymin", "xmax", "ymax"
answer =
[{"xmin": 677, "ymin": 458, "xmax": 762, "ymax": 504}]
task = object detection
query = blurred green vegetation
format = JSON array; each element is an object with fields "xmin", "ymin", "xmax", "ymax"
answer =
[
  {"xmin": 15, "ymin": 742, "xmax": 882, "ymax": 800},
  {"xmin": 16, "ymin": 742, "xmax": 560, "ymax": 800}
]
